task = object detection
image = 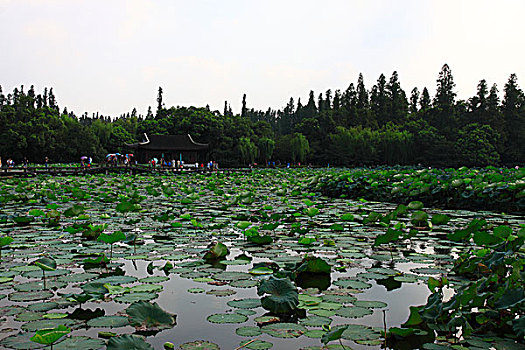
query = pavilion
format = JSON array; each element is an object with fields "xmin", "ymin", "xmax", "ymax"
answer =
[{"xmin": 126, "ymin": 133, "xmax": 209, "ymax": 164}]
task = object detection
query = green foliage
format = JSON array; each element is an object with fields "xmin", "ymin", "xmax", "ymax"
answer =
[
  {"xmin": 203, "ymin": 242, "xmax": 229, "ymax": 260},
  {"xmin": 30, "ymin": 325, "xmax": 71, "ymax": 346},
  {"xmin": 126, "ymin": 301, "xmax": 176, "ymax": 329}
]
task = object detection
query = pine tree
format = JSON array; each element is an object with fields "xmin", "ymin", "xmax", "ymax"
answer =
[
  {"xmin": 409, "ymin": 87, "xmax": 419, "ymax": 114},
  {"xmin": 156, "ymin": 87, "xmax": 164, "ymax": 118},
  {"xmin": 502, "ymin": 73, "xmax": 525, "ymax": 164}
]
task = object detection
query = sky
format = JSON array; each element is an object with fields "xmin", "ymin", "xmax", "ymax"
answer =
[{"xmin": 1, "ymin": 0, "xmax": 524, "ymax": 117}]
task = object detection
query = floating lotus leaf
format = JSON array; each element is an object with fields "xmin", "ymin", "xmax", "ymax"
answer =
[
  {"xmin": 238, "ymin": 339, "xmax": 273, "ymax": 349},
  {"xmin": 106, "ymin": 334, "xmax": 153, "ymax": 350},
  {"xmin": 15, "ymin": 311, "xmax": 43, "ymax": 322},
  {"xmin": 14, "ymin": 281, "xmax": 66, "ymax": 292},
  {"xmin": 299, "ymin": 315, "xmax": 332, "ymax": 327},
  {"xmin": 1, "ymin": 332, "xmax": 42, "ymax": 349},
  {"xmin": 261, "ymin": 322, "xmax": 306, "ymax": 338},
  {"xmin": 333, "ymin": 279, "xmax": 371, "ymax": 290},
  {"xmin": 353, "ymin": 300, "xmax": 387, "ymax": 308},
  {"xmin": 28, "ymin": 302, "xmax": 58, "ymax": 312},
  {"xmin": 126, "ymin": 301, "xmax": 176, "ymax": 329},
  {"xmin": 58, "ymin": 272, "xmax": 98, "ymax": 283},
  {"xmin": 0, "ymin": 305, "xmax": 26, "ymax": 317},
  {"xmin": 54, "ymin": 336, "xmax": 105, "ymax": 350},
  {"xmin": 87, "ymin": 315, "xmax": 129, "ymax": 328},
  {"xmin": 341, "ymin": 324, "xmax": 381, "ymax": 341},
  {"xmin": 22, "ymin": 319, "xmax": 76, "ymax": 332},
  {"xmin": 304, "ymin": 329, "xmax": 325, "ymax": 338},
  {"xmin": 206, "ymin": 289, "xmax": 236, "ymax": 297},
  {"xmin": 309, "ymin": 309, "xmax": 336, "ymax": 317},
  {"xmin": 236, "ymin": 326, "xmax": 262, "ymax": 337},
  {"xmin": 213, "ymin": 271, "xmax": 251, "ymax": 281},
  {"xmin": 9, "ymin": 290, "xmax": 54, "ymax": 302},
  {"xmin": 91, "ymin": 276, "xmax": 137, "ymax": 285},
  {"xmin": 227, "ymin": 298, "xmax": 262, "ymax": 309},
  {"xmin": 30, "ymin": 325, "xmax": 71, "ymax": 345},
  {"xmin": 130, "ymin": 284, "xmax": 163, "ymax": 293},
  {"xmin": 335, "ymin": 306, "xmax": 374, "ymax": 318},
  {"xmin": 230, "ymin": 279, "xmax": 258, "ymax": 288},
  {"xmin": 42, "ymin": 312, "xmax": 68, "ymax": 319},
  {"xmin": 115, "ymin": 292, "xmax": 158, "ymax": 303},
  {"xmin": 139, "ymin": 276, "xmax": 169, "ymax": 284},
  {"xmin": 187, "ymin": 288, "xmax": 205, "ymax": 293},
  {"xmin": 321, "ymin": 294, "xmax": 356, "ymax": 304},
  {"xmin": 178, "ymin": 340, "xmax": 220, "ymax": 350},
  {"xmin": 22, "ymin": 269, "xmax": 70, "ymax": 279},
  {"xmin": 236, "ymin": 309, "xmax": 256, "ymax": 316},
  {"xmin": 207, "ymin": 313, "xmax": 248, "ymax": 324}
]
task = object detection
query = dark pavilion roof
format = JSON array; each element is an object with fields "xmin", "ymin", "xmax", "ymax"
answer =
[{"xmin": 126, "ymin": 134, "xmax": 208, "ymax": 151}]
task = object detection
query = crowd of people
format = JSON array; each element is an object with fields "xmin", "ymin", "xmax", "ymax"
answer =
[{"xmin": 149, "ymin": 158, "xmax": 219, "ymax": 170}]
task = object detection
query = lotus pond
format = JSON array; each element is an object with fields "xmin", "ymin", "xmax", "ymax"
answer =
[{"xmin": 0, "ymin": 168, "xmax": 523, "ymax": 350}]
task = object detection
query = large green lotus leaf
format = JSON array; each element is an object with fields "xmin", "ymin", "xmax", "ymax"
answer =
[
  {"xmin": 33, "ymin": 257, "xmax": 57, "ymax": 271},
  {"xmin": 9, "ymin": 290, "xmax": 54, "ymax": 302},
  {"xmin": 300, "ymin": 257, "xmax": 331, "ymax": 274},
  {"xmin": 257, "ymin": 276, "xmax": 299, "ymax": 314},
  {"xmin": 431, "ymin": 214, "xmax": 450, "ymax": 225},
  {"xmin": 247, "ymin": 235, "xmax": 274, "ymax": 245},
  {"xmin": 0, "ymin": 236, "xmax": 14, "ymax": 247},
  {"xmin": 178, "ymin": 340, "xmax": 220, "ymax": 350},
  {"xmin": 106, "ymin": 334, "xmax": 153, "ymax": 350},
  {"xmin": 203, "ymin": 242, "xmax": 229, "ymax": 259},
  {"xmin": 87, "ymin": 316, "xmax": 130, "ymax": 328},
  {"xmin": 261, "ymin": 323, "xmax": 306, "ymax": 338},
  {"xmin": 81, "ymin": 282, "xmax": 108, "ymax": 295},
  {"xmin": 374, "ymin": 228, "xmax": 401, "ymax": 246},
  {"xmin": 341, "ymin": 324, "xmax": 382, "ymax": 341},
  {"xmin": 0, "ymin": 332, "xmax": 42, "ymax": 349},
  {"xmin": 410, "ymin": 211, "xmax": 429, "ymax": 226},
  {"xmin": 321, "ymin": 325, "xmax": 348, "ymax": 345},
  {"xmin": 207, "ymin": 313, "xmax": 248, "ymax": 324},
  {"xmin": 28, "ymin": 302, "xmax": 58, "ymax": 312},
  {"xmin": 238, "ymin": 339, "xmax": 273, "ymax": 349},
  {"xmin": 0, "ymin": 305, "xmax": 26, "ymax": 317},
  {"xmin": 408, "ymin": 201, "xmax": 424, "ymax": 210},
  {"xmin": 13, "ymin": 216, "xmax": 34, "ymax": 225},
  {"xmin": 227, "ymin": 298, "xmax": 262, "ymax": 309},
  {"xmin": 335, "ymin": 306, "xmax": 374, "ymax": 318},
  {"xmin": 494, "ymin": 288, "xmax": 524, "ymax": 309},
  {"xmin": 30, "ymin": 325, "xmax": 71, "ymax": 345},
  {"xmin": 114, "ymin": 292, "xmax": 158, "ymax": 304},
  {"xmin": 63, "ymin": 205, "xmax": 85, "ymax": 218},
  {"xmin": 22, "ymin": 319, "xmax": 76, "ymax": 332},
  {"xmin": 54, "ymin": 336, "xmax": 105, "ymax": 350},
  {"xmin": 236, "ymin": 326, "xmax": 262, "ymax": 337},
  {"xmin": 97, "ymin": 231, "xmax": 126, "ymax": 244},
  {"xmin": 126, "ymin": 301, "xmax": 176, "ymax": 329}
]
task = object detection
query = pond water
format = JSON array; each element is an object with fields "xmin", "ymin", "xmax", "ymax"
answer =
[{"xmin": 0, "ymin": 172, "xmax": 522, "ymax": 349}]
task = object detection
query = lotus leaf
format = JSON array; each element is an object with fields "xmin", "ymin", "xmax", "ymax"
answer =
[
  {"xmin": 178, "ymin": 340, "xmax": 220, "ymax": 350},
  {"xmin": 30, "ymin": 325, "xmax": 71, "ymax": 345},
  {"xmin": 257, "ymin": 276, "xmax": 299, "ymax": 314},
  {"xmin": 87, "ymin": 315, "xmax": 130, "ymax": 328},
  {"xmin": 238, "ymin": 340, "xmax": 273, "ymax": 349},
  {"xmin": 207, "ymin": 313, "xmax": 248, "ymax": 324},
  {"xmin": 106, "ymin": 334, "xmax": 153, "ymax": 350},
  {"xmin": 261, "ymin": 322, "xmax": 306, "ymax": 338},
  {"xmin": 53, "ymin": 336, "xmax": 105, "ymax": 350},
  {"xmin": 126, "ymin": 301, "xmax": 176, "ymax": 329}
]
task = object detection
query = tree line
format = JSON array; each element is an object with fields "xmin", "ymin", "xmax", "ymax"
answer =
[{"xmin": 0, "ymin": 64, "xmax": 523, "ymax": 167}]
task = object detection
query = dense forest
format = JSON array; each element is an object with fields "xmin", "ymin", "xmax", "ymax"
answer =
[{"xmin": 1, "ymin": 64, "xmax": 523, "ymax": 167}]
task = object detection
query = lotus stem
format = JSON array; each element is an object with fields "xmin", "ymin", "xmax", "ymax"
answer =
[
  {"xmin": 339, "ymin": 339, "xmax": 348, "ymax": 350},
  {"xmin": 43, "ymin": 269, "xmax": 46, "ymax": 289},
  {"xmin": 383, "ymin": 309, "xmax": 387, "ymax": 349},
  {"xmin": 234, "ymin": 338, "xmax": 259, "ymax": 350}
]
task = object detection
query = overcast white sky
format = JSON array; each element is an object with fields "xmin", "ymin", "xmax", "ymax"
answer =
[{"xmin": 1, "ymin": 0, "xmax": 524, "ymax": 117}]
